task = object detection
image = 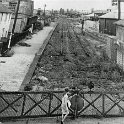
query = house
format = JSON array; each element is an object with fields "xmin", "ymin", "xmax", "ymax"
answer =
[
  {"xmin": 1, "ymin": 0, "xmax": 34, "ymax": 33},
  {"xmin": 0, "ymin": 3, "xmax": 12, "ymax": 40},
  {"xmin": 99, "ymin": 11, "xmax": 124, "ymax": 35}
]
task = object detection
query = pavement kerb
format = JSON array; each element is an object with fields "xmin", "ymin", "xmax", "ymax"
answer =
[{"xmin": 19, "ymin": 23, "xmax": 58, "ymax": 91}]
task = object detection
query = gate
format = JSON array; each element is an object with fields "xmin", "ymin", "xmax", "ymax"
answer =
[{"xmin": 1, "ymin": 90, "xmax": 124, "ymax": 120}]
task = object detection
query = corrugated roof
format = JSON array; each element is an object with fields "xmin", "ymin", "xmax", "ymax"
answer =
[
  {"xmin": 0, "ymin": 3, "xmax": 12, "ymax": 13},
  {"xmin": 114, "ymin": 19, "xmax": 124, "ymax": 26},
  {"xmin": 99, "ymin": 10, "xmax": 124, "ymax": 19}
]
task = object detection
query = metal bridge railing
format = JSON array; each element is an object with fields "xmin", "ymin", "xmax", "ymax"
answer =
[{"xmin": 0, "ymin": 90, "xmax": 124, "ymax": 120}]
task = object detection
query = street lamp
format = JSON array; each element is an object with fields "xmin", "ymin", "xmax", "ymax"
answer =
[{"xmin": 44, "ymin": 4, "xmax": 46, "ymax": 26}]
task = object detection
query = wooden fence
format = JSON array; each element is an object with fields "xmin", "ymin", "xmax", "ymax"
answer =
[{"xmin": 0, "ymin": 90, "xmax": 124, "ymax": 121}]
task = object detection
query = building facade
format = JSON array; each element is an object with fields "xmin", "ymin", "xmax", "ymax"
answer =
[
  {"xmin": 1, "ymin": 0, "xmax": 34, "ymax": 33},
  {"xmin": 0, "ymin": 3, "xmax": 12, "ymax": 40},
  {"xmin": 115, "ymin": 20, "xmax": 124, "ymax": 42},
  {"xmin": 1, "ymin": 0, "xmax": 33, "ymax": 16}
]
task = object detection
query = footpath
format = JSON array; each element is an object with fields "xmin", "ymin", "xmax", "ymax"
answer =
[
  {"xmin": 2, "ymin": 117, "xmax": 124, "ymax": 124},
  {"xmin": 0, "ymin": 23, "xmax": 56, "ymax": 91}
]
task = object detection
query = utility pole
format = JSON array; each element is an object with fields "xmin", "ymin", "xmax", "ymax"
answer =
[
  {"xmin": 8, "ymin": 0, "xmax": 21, "ymax": 48},
  {"xmin": 118, "ymin": 0, "xmax": 121, "ymax": 20},
  {"xmin": 44, "ymin": 4, "xmax": 46, "ymax": 26},
  {"xmin": 12, "ymin": 0, "xmax": 21, "ymax": 34}
]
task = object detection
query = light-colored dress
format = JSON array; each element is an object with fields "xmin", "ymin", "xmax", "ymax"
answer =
[{"xmin": 61, "ymin": 93, "xmax": 71, "ymax": 115}]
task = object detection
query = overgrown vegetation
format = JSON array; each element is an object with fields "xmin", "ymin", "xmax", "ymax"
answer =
[{"xmin": 30, "ymin": 18, "xmax": 124, "ymax": 91}]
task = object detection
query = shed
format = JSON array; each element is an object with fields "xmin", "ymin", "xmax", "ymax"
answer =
[{"xmin": 99, "ymin": 11, "xmax": 124, "ymax": 35}]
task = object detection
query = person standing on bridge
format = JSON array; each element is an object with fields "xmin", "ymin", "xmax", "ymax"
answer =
[{"xmin": 61, "ymin": 88, "xmax": 72, "ymax": 124}]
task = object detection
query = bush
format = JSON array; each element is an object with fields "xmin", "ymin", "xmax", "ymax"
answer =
[{"xmin": 34, "ymin": 21, "xmax": 43, "ymax": 30}]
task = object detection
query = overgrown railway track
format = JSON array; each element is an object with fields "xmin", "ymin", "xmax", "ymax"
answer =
[{"xmin": 22, "ymin": 17, "xmax": 124, "ymax": 92}]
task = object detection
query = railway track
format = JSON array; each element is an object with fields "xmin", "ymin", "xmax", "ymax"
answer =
[{"xmin": 22, "ymin": 17, "xmax": 124, "ymax": 92}]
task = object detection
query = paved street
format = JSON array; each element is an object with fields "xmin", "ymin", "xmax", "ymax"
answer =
[{"xmin": 0, "ymin": 23, "xmax": 55, "ymax": 91}]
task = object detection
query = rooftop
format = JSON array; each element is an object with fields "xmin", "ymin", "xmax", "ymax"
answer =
[
  {"xmin": 114, "ymin": 19, "xmax": 124, "ymax": 26},
  {"xmin": 99, "ymin": 10, "xmax": 124, "ymax": 19}
]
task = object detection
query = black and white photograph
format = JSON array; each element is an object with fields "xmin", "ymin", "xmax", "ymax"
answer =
[{"xmin": 0, "ymin": 0, "xmax": 124, "ymax": 124}]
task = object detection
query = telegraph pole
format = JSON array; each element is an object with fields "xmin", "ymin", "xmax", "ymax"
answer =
[
  {"xmin": 12, "ymin": 0, "xmax": 21, "ymax": 34},
  {"xmin": 118, "ymin": 0, "xmax": 124, "ymax": 19},
  {"xmin": 118, "ymin": 0, "xmax": 121, "ymax": 20},
  {"xmin": 44, "ymin": 4, "xmax": 46, "ymax": 26},
  {"xmin": 8, "ymin": 0, "xmax": 21, "ymax": 48}
]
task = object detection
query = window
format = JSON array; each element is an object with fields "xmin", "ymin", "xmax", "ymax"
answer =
[
  {"xmin": 5, "ymin": 14, "xmax": 7, "ymax": 22},
  {"xmin": 0, "ymin": 13, "xmax": 3, "ymax": 22}
]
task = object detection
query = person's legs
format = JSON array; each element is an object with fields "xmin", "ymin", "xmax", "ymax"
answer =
[
  {"xmin": 62, "ymin": 113, "xmax": 69, "ymax": 122},
  {"xmin": 61, "ymin": 114, "xmax": 64, "ymax": 124},
  {"xmin": 62, "ymin": 114, "xmax": 64, "ymax": 121}
]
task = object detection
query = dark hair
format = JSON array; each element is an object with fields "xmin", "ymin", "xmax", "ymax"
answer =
[
  {"xmin": 65, "ymin": 87, "xmax": 69, "ymax": 92},
  {"xmin": 24, "ymin": 85, "xmax": 32, "ymax": 91}
]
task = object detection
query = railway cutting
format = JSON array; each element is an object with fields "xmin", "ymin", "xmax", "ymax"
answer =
[{"xmin": 23, "ymin": 17, "xmax": 124, "ymax": 92}]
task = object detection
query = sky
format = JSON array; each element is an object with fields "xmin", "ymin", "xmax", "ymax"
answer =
[{"xmin": 34, "ymin": 0, "xmax": 112, "ymax": 11}]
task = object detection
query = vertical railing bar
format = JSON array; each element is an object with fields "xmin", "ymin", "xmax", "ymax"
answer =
[
  {"xmin": 48, "ymin": 93, "xmax": 52, "ymax": 116},
  {"xmin": 75, "ymin": 91, "xmax": 78, "ymax": 118},
  {"xmin": 102, "ymin": 93, "xmax": 105, "ymax": 117},
  {"xmin": 21, "ymin": 93, "xmax": 26, "ymax": 116}
]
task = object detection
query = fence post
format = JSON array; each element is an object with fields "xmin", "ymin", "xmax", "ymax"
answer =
[
  {"xmin": 21, "ymin": 93, "xmax": 26, "ymax": 117},
  {"xmin": 56, "ymin": 91, "xmax": 59, "ymax": 122},
  {"xmin": 75, "ymin": 89, "xmax": 79, "ymax": 118},
  {"xmin": 48, "ymin": 93, "xmax": 52, "ymax": 116},
  {"xmin": 75, "ymin": 94, "xmax": 78, "ymax": 118},
  {"xmin": 102, "ymin": 93, "xmax": 105, "ymax": 117}
]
